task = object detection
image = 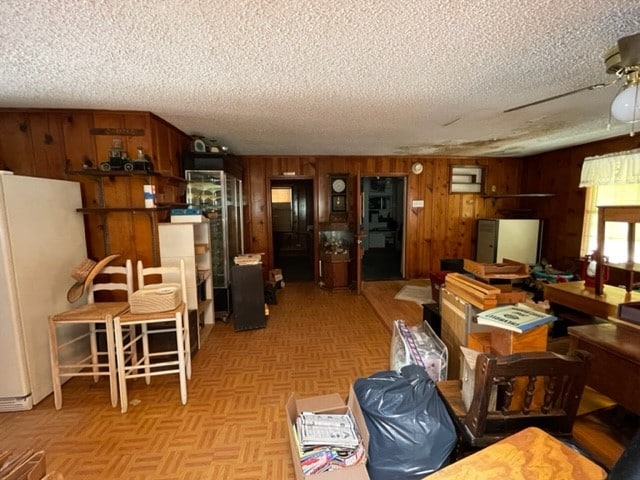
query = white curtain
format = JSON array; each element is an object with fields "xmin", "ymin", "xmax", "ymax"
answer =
[{"xmin": 579, "ymin": 148, "xmax": 640, "ymax": 187}]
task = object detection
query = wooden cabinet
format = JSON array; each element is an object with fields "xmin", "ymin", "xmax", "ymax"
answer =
[
  {"xmin": 159, "ymin": 221, "xmax": 214, "ymax": 346},
  {"xmin": 321, "ymin": 258, "xmax": 350, "ymax": 290}
]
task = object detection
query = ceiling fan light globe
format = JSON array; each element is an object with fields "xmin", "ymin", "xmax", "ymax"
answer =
[{"xmin": 611, "ymin": 84, "xmax": 640, "ymax": 123}]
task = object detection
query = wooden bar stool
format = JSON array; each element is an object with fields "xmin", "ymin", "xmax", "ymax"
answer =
[
  {"xmin": 113, "ymin": 259, "xmax": 190, "ymax": 413},
  {"xmin": 48, "ymin": 257, "xmax": 133, "ymax": 409},
  {"xmin": 136, "ymin": 259, "xmax": 191, "ymax": 379}
]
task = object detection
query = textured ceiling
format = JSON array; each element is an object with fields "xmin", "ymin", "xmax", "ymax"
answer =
[{"xmin": 1, "ymin": 1, "xmax": 640, "ymax": 157}]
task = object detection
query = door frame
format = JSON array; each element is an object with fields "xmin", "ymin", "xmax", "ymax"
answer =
[
  {"xmin": 267, "ymin": 175, "xmax": 318, "ymax": 280},
  {"xmin": 359, "ymin": 174, "xmax": 407, "ymax": 281}
]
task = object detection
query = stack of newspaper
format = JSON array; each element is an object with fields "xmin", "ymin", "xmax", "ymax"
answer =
[{"xmin": 294, "ymin": 411, "xmax": 365, "ymax": 475}]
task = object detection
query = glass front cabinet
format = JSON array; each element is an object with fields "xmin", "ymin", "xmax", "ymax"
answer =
[{"xmin": 186, "ymin": 170, "xmax": 243, "ymax": 320}]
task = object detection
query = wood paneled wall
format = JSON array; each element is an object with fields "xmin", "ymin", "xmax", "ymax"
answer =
[
  {"xmin": 521, "ymin": 134, "xmax": 640, "ymax": 271},
  {"xmin": 239, "ymin": 155, "xmax": 524, "ymax": 278},
  {"xmin": 0, "ymin": 108, "xmax": 190, "ymax": 269},
  {"xmin": 4, "ymin": 107, "xmax": 637, "ymax": 282}
]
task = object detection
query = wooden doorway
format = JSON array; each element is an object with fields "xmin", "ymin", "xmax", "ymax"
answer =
[
  {"xmin": 270, "ymin": 179, "xmax": 315, "ymax": 281},
  {"xmin": 360, "ymin": 176, "xmax": 406, "ymax": 281}
]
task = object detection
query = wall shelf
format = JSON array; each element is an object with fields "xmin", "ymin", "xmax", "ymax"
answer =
[
  {"xmin": 482, "ymin": 193, "xmax": 555, "ymax": 208},
  {"xmin": 77, "ymin": 206, "xmax": 172, "ymax": 213},
  {"xmin": 481, "ymin": 193, "xmax": 555, "ymax": 199},
  {"xmin": 66, "ymin": 168, "xmax": 186, "ymax": 185}
]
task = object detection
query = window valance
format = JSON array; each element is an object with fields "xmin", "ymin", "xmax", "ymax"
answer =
[{"xmin": 579, "ymin": 148, "xmax": 640, "ymax": 187}]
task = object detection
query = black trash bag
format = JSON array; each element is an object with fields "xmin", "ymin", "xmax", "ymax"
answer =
[{"xmin": 353, "ymin": 364, "xmax": 457, "ymax": 480}]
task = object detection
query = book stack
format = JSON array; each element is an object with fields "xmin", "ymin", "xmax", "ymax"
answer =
[
  {"xmin": 233, "ymin": 253, "xmax": 263, "ymax": 265},
  {"xmin": 170, "ymin": 207, "xmax": 204, "ymax": 223},
  {"xmin": 476, "ymin": 303, "xmax": 556, "ymax": 333},
  {"xmin": 293, "ymin": 411, "xmax": 365, "ymax": 476}
]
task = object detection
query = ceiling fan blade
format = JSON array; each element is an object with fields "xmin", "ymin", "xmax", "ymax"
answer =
[
  {"xmin": 617, "ymin": 32, "xmax": 640, "ymax": 67},
  {"xmin": 503, "ymin": 81, "xmax": 616, "ymax": 113}
]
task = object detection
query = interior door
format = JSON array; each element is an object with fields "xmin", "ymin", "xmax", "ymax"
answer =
[
  {"xmin": 355, "ymin": 170, "xmax": 363, "ymax": 294},
  {"xmin": 270, "ymin": 179, "xmax": 314, "ymax": 281},
  {"xmin": 359, "ymin": 176, "xmax": 405, "ymax": 281}
]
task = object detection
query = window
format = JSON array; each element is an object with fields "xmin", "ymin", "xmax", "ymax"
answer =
[
  {"xmin": 271, "ymin": 187, "xmax": 292, "ymax": 232},
  {"xmin": 581, "ymin": 184, "xmax": 640, "ymax": 263}
]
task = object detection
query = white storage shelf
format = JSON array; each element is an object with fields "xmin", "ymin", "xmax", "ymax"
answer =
[{"xmin": 159, "ymin": 221, "xmax": 215, "ymax": 344}]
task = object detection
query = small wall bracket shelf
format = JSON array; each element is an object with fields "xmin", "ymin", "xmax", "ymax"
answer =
[
  {"xmin": 481, "ymin": 193, "xmax": 555, "ymax": 207},
  {"xmin": 65, "ymin": 168, "xmax": 186, "ymax": 185},
  {"xmin": 66, "ymin": 168, "xmax": 186, "ymax": 263}
]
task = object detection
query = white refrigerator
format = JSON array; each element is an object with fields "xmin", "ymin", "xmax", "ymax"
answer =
[
  {"xmin": 475, "ymin": 218, "xmax": 543, "ymax": 265},
  {"xmin": 0, "ymin": 172, "xmax": 88, "ymax": 411}
]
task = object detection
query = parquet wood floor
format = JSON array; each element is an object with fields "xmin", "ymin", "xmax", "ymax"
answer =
[
  {"xmin": 0, "ymin": 280, "xmax": 629, "ymax": 478},
  {"xmin": 0, "ymin": 283, "xmax": 391, "ymax": 480},
  {"xmin": 361, "ymin": 278, "xmax": 430, "ymax": 332}
]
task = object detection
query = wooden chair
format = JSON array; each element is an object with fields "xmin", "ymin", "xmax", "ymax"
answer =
[
  {"xmin": 113, "ymin": 260, "xmax": 190, "ymax": 413},
  {"xmin": 48, "ymin": 260, "xmax": 133, "ymax": 409},
  {"xmin": 436, "ymin": 350, "xmax": 591, "ymax": 450},
  {"xmin": 135, "ymin": 259, "xmax": 192, "ymax": 380}
]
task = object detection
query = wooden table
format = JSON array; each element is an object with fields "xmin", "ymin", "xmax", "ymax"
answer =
[
  {"xmin": 425, "ymin": 426, "xmax": 606, "ymax": 479},
  {"xmin": 568, "ymin": 322, "xmax": 640, "ymax": 416},
  {"xmin": 544, "ymin": 280, "xmax": 640, "ymax": 319}
]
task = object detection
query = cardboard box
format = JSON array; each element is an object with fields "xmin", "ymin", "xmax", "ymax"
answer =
[
  {"xmin": 270, "ymin": 268, "xmax": 283, "ymax": 283},
  {"xmin": 269, "ymin": 268, "xmax": 285, "ymax": 288},
  {"xmin": 285, "ymin": 385, "xmax": 370, "ymax": 480}
]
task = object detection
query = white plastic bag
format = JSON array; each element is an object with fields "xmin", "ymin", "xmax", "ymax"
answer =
[{"xmin": 390, "ymin": 319, "xmax": 448, "ymax": 382}]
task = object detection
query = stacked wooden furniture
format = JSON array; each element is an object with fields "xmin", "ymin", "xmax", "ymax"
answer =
[
  {"xmin": 444, "ymin": 273, "xmax": 500, "ymax": 309},
  {"xmin": 463, "ymin": 259, "xmax": 529, "ymax": 303},
  {"xmin": 440, "ymin": 260, "xmax": 543, "ymax": 379}
]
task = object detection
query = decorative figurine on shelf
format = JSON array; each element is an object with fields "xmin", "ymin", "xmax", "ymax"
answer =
[
  {"xmin": 321, "ymin": 232, "xmax": 350, "ymax": 261},
  {"xmin": 132, "ymin": 146, "xmax": 153, "ymax": 173},
  {"xmin": 98, "ymin": 141, "xmax": 153, "ymax": 173},
  {"xmin": 100, "ymin": 138, "xmax": 133, "ymax": 172}
]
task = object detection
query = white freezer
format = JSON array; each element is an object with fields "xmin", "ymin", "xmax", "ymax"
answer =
[
  {"xmin": 475, "ymin": 218, "xmax": 543, "ymax": 265},
  {"xmin": 0, "ymin": 172, "xmax": 88, "ymax": 410}
]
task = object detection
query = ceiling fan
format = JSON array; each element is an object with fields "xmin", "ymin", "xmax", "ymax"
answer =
[{"xmin": 504, "ymin": 32, "xmax": 640, "ymax": 130}]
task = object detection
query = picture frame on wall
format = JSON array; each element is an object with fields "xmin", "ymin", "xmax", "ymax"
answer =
[{"xmin": 449, "ymin": 165, "xmax": 484, "ymax": 193}]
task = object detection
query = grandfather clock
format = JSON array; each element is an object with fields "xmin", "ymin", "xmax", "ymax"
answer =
[
  {"xmin": 329, "ymin": 174, "xmax": 348, "ymax": 223},
  {"xmin": 322, "ymin": 174, "xmax": 350, "ymax": 290}
]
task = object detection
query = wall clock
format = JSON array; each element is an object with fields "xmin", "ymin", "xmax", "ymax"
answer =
[
  {"xmin": 193, "ymin": 138, "xmax": 206, "ymax": 153},
  {"xmin": 331, "ymin": 178, "xmax": 346, "ymax": 193},
  {"xmin": 329, "ymin": 175, "xmax": 349, "ymax": 222}
]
